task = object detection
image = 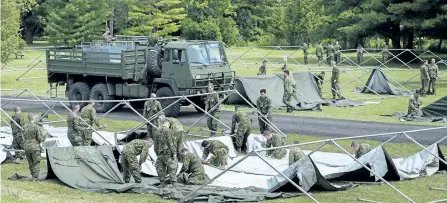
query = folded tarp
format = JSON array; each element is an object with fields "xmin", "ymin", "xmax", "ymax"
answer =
[
  {"xmin": 354, "ymin": 68, "xmax": 412, "ymax": 96},
  {"xmin": 422, "ymin": 95, "xmax": 447, "ymax": 119}
]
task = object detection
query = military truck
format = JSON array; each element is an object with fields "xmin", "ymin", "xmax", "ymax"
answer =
[{"xmin": 46, "ymin": 39, "xmax": 235, "ymax": 117}]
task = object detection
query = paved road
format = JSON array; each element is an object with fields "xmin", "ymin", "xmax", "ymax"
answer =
[{"xmin": 1, "ymin": 98, "xmax": 446, "ymax": 145}]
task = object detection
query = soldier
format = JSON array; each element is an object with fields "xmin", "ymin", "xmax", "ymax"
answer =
[
  {"xmin": 326, "ymin": 41, "xmax": 334, "ymax": 65},
  {"xmin": 10, "ymin": 107, "xmax": 25, "ymax": 163},
  {"xmin": 314, "ymin": 71, "xmax": 325, "ymax": 94},
  {"xmin": 102, "ymin": 27, "xmax": 114, "ymax": 42},
  {"xmin": 289, "ymin": 141, "xmax": 305, "ymax": 166},
  {"xmin": 122, "ymin": 138, "xmax": 153, "ymax": 183},
  {"xmin": 283, "ymin": 70, "xmax": 294, "ymax": 113},
  {"xmin": 143, "ymin": 93, "xmax": 162, "ymax": 138},
  {"xmin": 256, "ymin": 89, "xmax": 272, "ymax": 134},
  {"xmin": 351, "ymin": 142, "xmax": 372, "ymax": 159},
  {"xmin": 382, "ymin": 44, "xmax": 389, "ymax": 63},
  {"xmin": 334, "ymin": 41, "xmax": 342, "ymax": 64},
  {"xmin": 67, "ymin": 105, "xmax": 82, "ymax": 146},
  {"xmin": 80, "ymin": 100, "xmax": 105, "ymax": 146},
  {"xmin": 420, "ymin": 60, "xmax": 430, "ymax": 96},
  {"xmin": 231, "ymin": 106, "xmax": 251, "ymax": 154},
  {"xmin": 288, "ymin": 70, "xmax": 301, "ymax": 107},
  {"xmin": 281, "ymin": 64, "xmax": 288, "ymax": 72},
  {"xmin": 205, "ymin": 84, "xmax": 220, "ymax": 136},
  {"xmin": 303, "ymin": 43, "xmax": 309, "ymax": 65},
  {"xmin": 263, "ymin": 130, "xmax": 287, "ymax": 159},
  {"xmin": 331, "ymin": 61, "xmax": 343, "ymax": 100},
  {"xmin": 201, "ymin": 140, "xmax": 228, "ymax": 169},
  {"xmin": 428, "ymin": 58, "xmax": 438, "ymax": 95},
  {"xmin": 22, "ymin": 113, "xmax": 47, "ymax": 180},
  {"xmin": 407, "ymin": 91, "xmax": 423, "ymax": 118},
  {"xmin": 178, "ymin": 148, "xmax": 209, "ymax": 185},
  {"xmin": 316, "ymin": 42, "xmax": 323, "ymax": 66},
  {"xmin": 258, "ymin": 60, "xmax": 267, "ymax": 75},
  {"xmin": 167, "ymin": 116, "xmax": 184, "ymax": 159},
  {"xmin": 356, "ymin": 44, "xmax": 364, "ymax": 66},
  {"xmin": 154, "ymin": 119, "xmax": 177, "ymax": 187}
]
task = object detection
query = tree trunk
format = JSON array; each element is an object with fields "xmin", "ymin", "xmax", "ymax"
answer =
[
  {"xmin": 438, "ymin": 39, "xmax": 443, "ymax": 52},
  {"xmin": 406, "ymin": 29, "xmax": 414, "ymax": 49},
  {"xmin": 390, "ymin": 24, "xmax": 401, "ymax": 49},
  {"xmin": 24, "ymin": 27, "xmax": 34, "ymax": 45}
]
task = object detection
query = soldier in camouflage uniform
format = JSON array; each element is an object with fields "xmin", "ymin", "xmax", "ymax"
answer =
[
  {"xmin": 356, "ymin": 44, "xmax": 364, "ymax": 66},
  {"xmin": 205, "ymin": 84, "xmax": 220, "ymax": 136},
  {"xmin": 407, "ymin": 91, "xmax": 423, "ymax": 118},
  {"xmin": 303, "ymin": 43, "xmax": 309, "ymax": 65},
  {"xmin": 351, "ymin": 142, "xmax": 372, "ymax": 159},
  {"xmin": 314, "ymin": 71, "xmax": 325, "ymax": 95},
  {"xmin": 256, "ymin": 89, "xmax": 272, "ymax": 134},
  {"xmin": 167, "ymin": 116, "xmax": 184, "ymax": 159},
  {"xmin": 288, "ymin": 70, "xmax": 302, "ymax": 107},
  {"xmin": 283, "ymin": 70, "xmax": 294, "ymax": 113},
  {"xmin": 80, "ymin": 100, "xmax": 105, "ymax": 146},
  {"xmin": 231, "ymin": 106, "xmax": 251, "ymax": 154},
  {"xmin": 420, "ymin": 60, "xmax": 430, "ymax": 96},
  {"xmin": 201, "ymin": 140, "xmax": 228, "ymax": 168},
  {"xmin": 428, "ymin": 58, "xmax": 439, "ymax": 95},
  {"xmin": 67, "ymin": 105, "xmax": 83, "ymax": 146},
  {"xmin": 334, "ymin": 41, "xmax": 342, "ymax": 65},
  {"xmin": 258, "ymin": 60, "xmax": 267, "ymax": 75},
  {"xmin": 263, "ymin": 131, "xmax": 287, "ymax": 159},
  {"xmin": 122, "ymin": 139, "xmax": 153, "ymax": 183},
  {"xmin": 326, "ymin": 42, "xmax": 334, "ymax": 66},
  {"xmin": 154, "ymin": 120, "xmax": 177, "ymax": 187},
  {"xmin": 178, "ymin": 148, "xmax": 209, "ymax": 185},
  {"xmin": 289, "ymin": 141, "xmax": 305, "ymax": 166},
  {"xmin": 143, "ymin": 93, "xmax": 162, "ymax": 138},
  {"xmin": 22, "ymin": 113, "xmax": 47, "ymax": 180},
  {"xmin": 316, "ymin": 42, "xmax": 323, "ymax": 66},
  {"xmin": 331, "ymin": 61, "xmax": 343, "ymax": 100},
  {"xmin": 10, "ymin": 107, "xmax": 25, "ymax": 162},
  {"xmin": 382, "ymin": 44, "xmax": 389, "ymax": 63}
]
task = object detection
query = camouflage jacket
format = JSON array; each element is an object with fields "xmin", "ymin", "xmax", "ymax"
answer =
[
  {"xmin": 284, "ymin": 76, "xmax": 294, "ymax": 93},
  {"xmin": 256, "ymin": 96, "xmax": 272, "ymax": 115},
  {"xmin": 331, "ymin": 65, "xmax": 340, "ymax": 83},
  {"xmin": 202, "ymin": 140, "xmax": 228, "ymax": 160},
  {"xmin": 314, "ymin": 74, "xmax": 324, "ymax": 86},
  {"xmin": 408, "ymin": 96, "xmax": 422, "ymax": 114},
  {"xmin": 143, "ymin": 100, "xmax": 162, "ymax": 120},
  {"xmin": 206, "ymin": 92, "xmax": 220, "ymax": 113},
  {"xmin": 180, "ymin": 152, "xmax": 205, "ymax": 174},
  {"xmin": 327, "ymin": 44, "xmax": 334, "ymax": 56},
  {"xmin": 303, "ymin": 45, "xmax": 308, "ymax": 55},
  {"xmin": 420, "ymin": 64, "xmax": 430, "ymax": 80},
  {"xmin": 258, "ymin": 65, "xmax": 266, "ymax": 75},
  {"xmin": 67, "ymin": 112, "xmax": 81, "ymax": 136},
  {"xmin": 334, "ymin": 44, "xmax": 341, "ymax": 54},
  {"xmin": 429, "ymin": 64, "xmax": 438, "ymax": 78},
  {"xmin": 266, "ymin": 133, "xmax": 285, "ymax": 155},
  {"xmin": 316, "ymin": 45, "xmax": 323, "ymax": 57},
  {"xmin": 11, "ymin": 113, "xmax": 24, "ymax": 136},
  {"xmin": 355, "ymin": 143, "xmax": 372, "ymax": 159},
  {"xmin": 289, "ymin": 72, "xmax": 296, "ymax": 86},
  {"xmin": 289, "ymin": 146, "xmax": 305, "ymax": 165},
  {"xmin": 22, "ymin": 122, "xmax": 47, "ymax": 150},
  {"xmin": 231, "ymin": 111, "xmax": 251, "ymax": 133},
  {"xmin": 123, "ymin": 139, "xmax": 151, "ymax": 165},
  {"xmin": 81, "ymin": 104, "xmax": 99, "ymax": 127},
  {"xmin": 356, "ymin": 46, "xmax": 364, "ymax": 54},
  {"xmin": 154, "ymin": 126, "xmax": 176, "ymax": 159}
]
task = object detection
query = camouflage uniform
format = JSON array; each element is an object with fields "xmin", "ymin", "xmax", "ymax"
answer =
[
  {"xmin": 143, "ymin": 99, "xmax": 162, "ymax": 138},
  {"xmin": 122, "ymin": 139, "xmax": 150, "ymax": 183},
  {"xmin": 428, "ymin": 63, "xmax": 439, "ymax": 95},
  {"xmin": 256, "ymin": 96, "xmax": 272, "ymax": 134},
  {"xmin": 258, "ymin": 62, "xmax": 267, "ymax": 75},
  {"xmin": 266, "ymin": 133, "xmax": 287, "ymax": 159},
  {"xmin": 314, "ymin": 73, "xmax": 325, "ymax": 94},
  {"xmin": 303, "ymin": 44, "xmax": 309, "ymax": 65},
  {"xmin": 67, "ymin": 112, "xmax": 82, "ymax": 146},
  {"xmin": 22, "ymin": 121, "xmax": 47, "ymax": 179},
  {"xmin": 382, "ymin": 44, "xmax": 389, "ymax": 63},
  {"xmin": 168, "ymin": 117, "xmax": 184, "ymax": 158},
  {"xmin": 407, "ymin": 95, "xmax": 422, "ymax": 117},
  {"xmin": 154, "ymin": 126, "xmax": 177, "ymax": 185},
  {"xmin": 231, "ymin": 110, "xmax": 251, "ymax": 151},
  {"xmin": 334, "ymin": 43, "xmax": 342, "ymax": 64},
  {"xmin": 326, "ymin": 44, "xmax": 334, "ymax": 65},
  {"xmin": 420, "ymin": 63, "xmax": 430, "ymax": 95},
  {"xmin": 288, "ymin": 73, "xmax": 300, "ymax": 103},
  {"xmin": 356, "ymin": 46, "xmax": 364, "ymax": 65},
  {"xmin": 355, "ymin": 143, "xmax": 372, "ymax": 159},
  {"xmin": 331, "ymin": 64, "xmax": 342, "ymax": 99},
  {"xmin": 289, "ymin": 146, "xmax": 305, "ymax": 166},
  {"xmin": 202, "ymin": 140, "xmax": 228, "ymax": 167},
  {"xmin": 316, "ymin": 45, "xmax": 323, "ymax": 66},
  {"xmin": 80, "ymin": 104, "xmax": 100, "ymax": 146},
  {"xmin": 206, "ymin": 91, "xmax": 220, "ymax": 136},
  {"xmin": 283, "ymin": 75, "xmax": 294, "ymax": 111},
  {"xmin": 10, "ymin": 113, "xmax": 25, "ymax": 159},
  {"xmin": 178, "ymin": 152, "xmax": 209, "ymax": 185}
]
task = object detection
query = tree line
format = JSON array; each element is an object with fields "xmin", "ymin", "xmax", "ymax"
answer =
[{"xmin": 1, "ymin": 0, "xmax": 446, "ymax": 62}]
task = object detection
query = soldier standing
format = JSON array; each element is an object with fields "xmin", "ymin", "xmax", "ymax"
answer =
[
  {"xmin": 122, "ymin": 139, "xmax": 153, "ymax": 183},
  {"xmin": 289, "ymin": 141, "xmax": 305, "ymax": 166},
  {"xmin": 288, "ymin": 71, "xmax": 301, "ymax": 107},
  {"xmin": 303, "ymin": 43, "xmax": 309, "ymax": 65},
  {"xmin": 10, "ymin": 107, "xmax": 25, "ymax": 163},
  {"xmin": 283, "ymin": 70, "xmax": 294, "ymax": 113},
  {"xmin": 143, "ymin": 93, "xmax": 162, "ymax": 138},
  {"xmin": 428, "ymin": 58, "xmax": 438, "ymax": 95},
  {"xmin": 331, "ymin": 61, "xmax": 342, "ymax": 100},
  {"xmin": 356, "ymin": 44, "xmax": 364, "ymax": 66},
  {"xmin": 314, "ymin": 72, "xmax": 325, "ymax": 95},
  {"xmin": 382, "ymin": 44, "xmax": 389, "ymax": 63},
  {"xmin": 258, "ymin": 60, "xmax": 267, "ymax": 75},
  {"xmin": 256, "ymin": 89, "xmax": 272, "ymax": 134},
  {"xmin": 22, "ymin": 113, "xmax": 47, "ymax": 180},
  {"xmin": 326, "ymin": 42, "xmax": 334, "ymax": 65},
  {"xmin": 316, "ymin": 42, "xmax": 323, "ymax": 66},
  {"xmin": 167, "ymin": 116, "xmax": 184, "ymax": 159},
  {"xmin": 201, "ymin": 140, "xmax": 228, "ymax": 169},
  {"xmin": 80, "ymin": 100, "xmax": 105, "ymax": 146},
  {"xmin": 334, "ymin": 41, "xmax": 342, "ymax": 64},
  {"xmin": 154, "ymin": 119, "xmax": 177, "ymax": 187},
  {"xmin": 205, "ymin": 84, "xmax": 220, "ymax": 136},
  {"xmin": 231, "ymin": 106, "xmax": 251, "ymax": 154},
  {"xmin": 67, "ymin": 105, "xmax": 82, "ymax": 146},
  {"xmin": 407, "ymin": 91, "xmax": 423, "ymax": 118},
  {"xmin": 263, "ymin": 131, "xmax": 287, "ymax": 159},
  {"xmin": 351, "ymin": 142, "xmax": 372, "ymax": 159},
  {"xmin": 420, "ymin": 60, "xmax": 430, "ymax": 96},
  {"xmin": 178, "ymin": 148, "xmax": 209, "ymax": 185}
]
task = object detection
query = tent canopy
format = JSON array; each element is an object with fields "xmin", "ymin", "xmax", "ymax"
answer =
[
  {"xmin": 422, "ymin": 95, "xmax": 447, "ymax": 118},
  {"xmin": 357, "ymin": 68, "xmax": 411, "ymax": 96}
]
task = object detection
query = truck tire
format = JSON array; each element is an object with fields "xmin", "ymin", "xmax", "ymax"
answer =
[
  {"xmin": 68, "ymin": 82, "xmax": 91, "ymax": 108},
  {"xmin": 147, "ymin": 49, "xmax": 162, "ymax": 77},
  {"xmin": 90, "ymin": 83, "xmax": 116, "ymax": 113},
  {"xmin": 156, "ymin": 87, "xmax": 181, "ymax": 117}
]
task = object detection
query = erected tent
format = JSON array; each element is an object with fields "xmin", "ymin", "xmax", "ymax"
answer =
[
  {"xmin": 357, "ymin": 68, "xmax": 411, "ymax": 96},
  {"xmin": 422, "ymin": 95, "xmax": 447, "ymax": 118}
]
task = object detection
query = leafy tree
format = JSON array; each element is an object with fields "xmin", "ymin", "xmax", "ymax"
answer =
[
  {"xmin": 181, "ymin": 18, "xmax": 222, "ymax": 41},
  {"xmin": 20, "ymin": 0, "xmax": 46, "ymax": 44},
  {"xmin": 1, "ymin": 0, "xmax": 26, "ymax": 62}
]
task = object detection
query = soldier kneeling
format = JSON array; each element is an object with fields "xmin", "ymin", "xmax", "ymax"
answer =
[{"xmin": 177, "ymin": 148, "xmax": 210, "ymax": 185}]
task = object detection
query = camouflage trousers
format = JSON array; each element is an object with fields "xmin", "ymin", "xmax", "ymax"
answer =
[
  {"xmin": 428, "ymin": 78, "xmax": 437, "ymax": 95},
  {"xmin": 258, "ymin": 114, "xmax": 272, "ymax": 134},
  {"xmin": 317, "ymin": 84, "xmax": 322, "ymax": 95},
  {"xmin": 235, "ymin": 124, "xmax": 250, "ymax": 149},
  {"xmin": 11, "ymin": 135, "xmax": 24, "ymax": 159},
  {"xmin": 331, "ymin": 82, "xmax": 342, "ymax": 99},
  {"xmin": 421, "ymin": 79, "xmax": 429, "ymax": 95},
  {"xmin": 210, "ymin": 148, "xmax": 228, "ymax": 167},
  {"xmin": 122, "ymin": 152, "xmax": 142, "ymax": 183},
  {"xmin": 357, "ymin": 54, "xmax": 363, "ymax": 65},
  {"xmin": 146, "ymin": 121, "xmax": 156, "ymax": 139},
  {"xmin": 25, "ymin": 149, "xmax": 41, "ymax": 179},
  {"xmin": 317, "ymin": 56, "xmax": 322, "ymax": 66},
  {"xmin": 68, "ymin": 132, "xmax": 83, "ymax": 146},
  {"xmin": 80, "ymin": 129, "xmax": 93, "ymax": 146},
  {"xmin": 270, "ymin": 148, "xmax": 287, "ymax": 160},
  {"xmin": 207, "ymin": 110, "xmax": 220, "ymax": 136},
  {"xmin": 282, "ymin": 92, "xmax": 293, "ymax": 108},
  {"xmin": 177, "ymin": 171, "xmax": 209, "ymax": 185},
  {"xmin": 291, "ymin": 85, "xmax": 299, "ymax": 103},
  {"xmin": 304, "ymin": 55, "xmax": 308, "ymax": 64},
  {"xmin": 288, "ymin": 149, "xmax": 305, "ymax": 166},
  {"xmin": 156, "ymin": 155, "xmax": 177, "ymax": 184},
  {"xmin": 327, "ymin": 55, "xmax": 333, "ymax": 65},
  {"xmin": 335, "ymin": 54, "xmax": 341, "ymax": 64}
]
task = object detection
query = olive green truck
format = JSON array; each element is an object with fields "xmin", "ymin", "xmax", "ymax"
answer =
[{"xmin": 46, "ymin": 40, "xmax": 235, "ymax": 117}]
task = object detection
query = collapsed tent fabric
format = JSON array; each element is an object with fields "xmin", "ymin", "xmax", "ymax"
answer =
[
  {"xmin": 422, "ymin": 95, "xmax": 447, "ymax": 119},
  {"xmin": 354, "ymin": 68, "xmax": 412, "ymax": 96}
]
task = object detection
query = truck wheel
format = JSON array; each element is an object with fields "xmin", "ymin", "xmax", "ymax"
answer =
[
  {"xmin": 148, "ymin": 49, "xmax": 162, "ymax": 77},
  {"xmin": 68, "ymin": 82, "xmax": 91, "ymax": 108},
  {"xmin": 90, "ymin": 83, "xmax": 116, "ymax": 113},
  {"xmin": 156, "ymin": 87, "xmax": 181, "ymax": 117}
]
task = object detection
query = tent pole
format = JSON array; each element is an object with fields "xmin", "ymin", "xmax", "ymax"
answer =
[
  {"xmin": 343, "ymin": 69, "xmax": 383, "ymax": 98},
  {"xmin": 307, "ymin": 142, "xmax": 328, "ymax": 156},
  {"xmin": 184, "ymin": 97, "xmax": 231, "ymax": 130},
  {"xmin": 378, "ymin": 134, "xmax": 399, "ymax": 147},
  {"xmin": 237, "ymin": 77, "xmax": 281, "ymax": 109},
  {"xmin": 357, "ymin": 198, "xmax": 384, "ymax": 203},
  {"xmin": 429, "ymin": 186, "xmax": 447, "ymax": 191},
  {"xmin": 402, "ymin": 132, "xmax": 447, "ymax": 166}
]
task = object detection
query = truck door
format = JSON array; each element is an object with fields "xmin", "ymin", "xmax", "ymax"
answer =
[{"xmin": 162, "ymin": 49, "xmax": 189, "ymax": 89}]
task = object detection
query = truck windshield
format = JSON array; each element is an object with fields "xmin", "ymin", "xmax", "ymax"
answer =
[{"xmin": 188, "ymin": 43, "xmax": 227, "ymax": 66}]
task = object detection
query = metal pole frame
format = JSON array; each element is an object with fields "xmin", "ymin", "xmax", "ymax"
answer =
[
  {"xmin": 183, "ymin": 97, "xmax": 231, "ymax": 130},
  {"xmin": 0, "ymin": 108, "xmax": 23, "ymax": 130},
  {"xmin": 402, "ymin": 132, "xmax": 447, "ymax": 166},
  {"xmin": 250, "ymin": 46, "xmax": 282, "ymax": 69},
  {"xmin": 97, "ymin": 102, "xmax": 124, "ymax": 120},
  {"xmin": 273, "ymin": 74, "xmax": 316, "ymax": 105},
  {"xmin": 225, "ymin": 45, "xmax": 251, "ymax": 69},
  {"xmin": 26, "ymin": 89, "xmax": 66, "ymax": 123},
  {"xmin": 237, "ymin": 77, "xmax": 281, "ymax": 109},
  {"xmin": 342, "ymin": 69, "xmax": 383, "ymax": 98},
  {"xmin": 15, "ymin": 61, "xmax": 45, "ymax": 81},
  {"xmin": 307, "ymin": 71, "xmax": 350, "ymax": 101},
  {"xmin": 275, "ymin": 46, "xmax": 304, "ymax": 67},
  {"xmin": 1, "ymin": 89, "xmax": 27, "ymax": 107},
  {"xmin": 229, "ymin": 47, "xmax": 253, "ymax": 68}
]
